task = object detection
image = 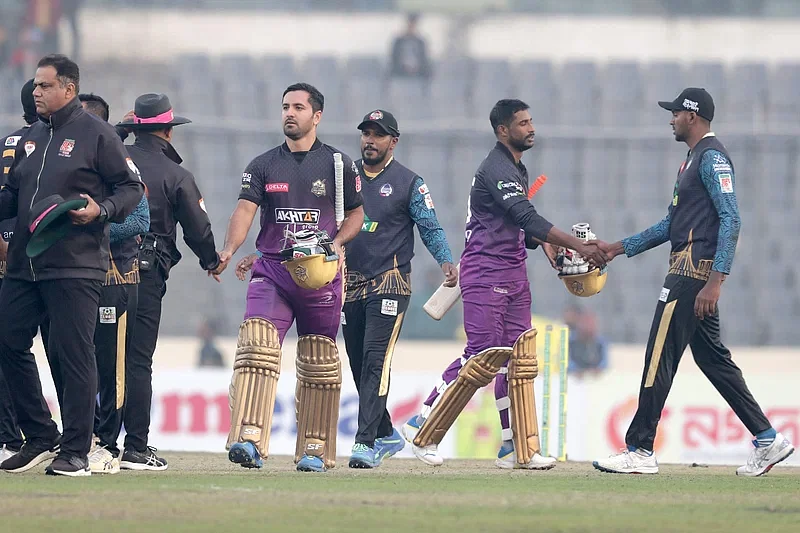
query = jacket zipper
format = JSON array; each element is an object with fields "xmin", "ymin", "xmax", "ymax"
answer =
[{"xmin": 29, "ymin": 123, "xmax": 55, "ymax": 281}]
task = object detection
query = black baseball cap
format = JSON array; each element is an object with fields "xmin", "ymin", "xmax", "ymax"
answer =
[
  {"xmin": 357, "ymin": 109, "xmax": 400, "ymax": 137},
  {"xmin": 21, "ymin": 78, "xmax": 37, "ymax": 123},
  {"xmin": 658, "ymin": 87, "xmax": 715, "ymax": 122}
]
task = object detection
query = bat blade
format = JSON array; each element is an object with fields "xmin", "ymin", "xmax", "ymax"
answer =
[{"xmin": 423, "ymin": 263, "xmax": 461, "ymax": 320}]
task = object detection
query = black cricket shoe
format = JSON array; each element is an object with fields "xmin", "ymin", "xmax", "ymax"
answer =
[
  {"xmin": 120, "ymin": 446, "xmax": 168, "ymax": 471},
  {"xmin": 45, "ymin": 455, "xmax": 91, "ymax": 477},
  {"xmin": 0, "ymin": 435, "xmax": 61, "ymax": 473}
]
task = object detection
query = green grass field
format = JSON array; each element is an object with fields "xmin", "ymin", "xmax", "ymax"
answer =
[{"xmin": 1, "ymin": 454, "xmax": 798, "ymax": 532}]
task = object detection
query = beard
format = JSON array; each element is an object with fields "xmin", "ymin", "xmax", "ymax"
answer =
[
  {"xmin": 509, "ymin": 135, "xmax": 534, "ymax": 153},
  {"xmin": 283, "ymin": 121, "xmax": 309, "ymax": 140},
  {"xmin": 674, "ymin": 129, "xmax": 687, "ymax": 142},
  {"xmin": 361, "ymin": 145, "xmax": 389, "ymax": 166}
]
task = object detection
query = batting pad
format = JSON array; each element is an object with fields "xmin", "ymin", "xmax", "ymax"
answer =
[
  {"xmin": 227, "ymin": 318, "xmax": 283, "ymax": 458},
  {"xmin": 294, "ymin": 335, "xmax": 342, "ymax": 469},
  {"xmin": 414, "ymin": 347, "xmax": 513, "ymax": 447},
  {"xmin": 509, "ymin": 328, "xmax": 542, "ymax": 465}
]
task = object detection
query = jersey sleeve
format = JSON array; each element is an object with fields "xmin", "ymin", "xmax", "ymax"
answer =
[
  {"xmin": 409, "ymin": 177, "xmax": 453, "ymax": 265},
  {"xmin": 238, "ymin": 157, "xmax": 267, "ymax": 205},
  {"xmin": 621, "ymin": 210, "xmax": 671, "ymax": 257},
  {"xmin": 343, "ymin": 156, "xmax": 364, "ymax": 211},
  {"xmin": 699, "ymin": 149, "xmax": 741, "ymax": 274}
]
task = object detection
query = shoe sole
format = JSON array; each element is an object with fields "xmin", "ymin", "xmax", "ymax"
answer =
[
  {"xmin": 2, "ymin": 450, "xmax": 58, "ymax": 474},
  {"xmin": 228, "ymin": 446, "xmax": 262, "ymax": 469},
  {"xmin": 737, "ymin": 446, "xmax": 795, "ymax": 477},
  {"xmin": 296, "ymin": 464, "xmax": 327, "ymax": 472},
  {"xmin": 592, "ymin": 461, "xmax": 659, "ymax": 474},
  {"xmin": 349, "ymin": 457, "xmax": 376, "ymax": 469},
  {"xmin": 45, "ymin": 467, "xmax": 91, "ymax": 477},
  {"xmin": 90, "ymin": 466, "xmax": 120, "ymax": 474},
  {"xmin": 119, "ymin": 461, "xmax": 168, "ymax": 471}
]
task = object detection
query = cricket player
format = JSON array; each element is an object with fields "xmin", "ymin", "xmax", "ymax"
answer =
[
  {"xmin": 402, "ymin": 99, "xmax": 608, "ymax": 468},
  {"xmin": 593, "ymin": 88, "xmax": 795, "ymax": 476},
  {"xmin": 216, "ymin": 83, "xmax": 364, "ymax": 473},
  {"xmin": 342, "ymin": 110, "xmax": 457, "ymax": 468}
]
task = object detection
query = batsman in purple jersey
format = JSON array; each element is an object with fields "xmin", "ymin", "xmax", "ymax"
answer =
[
  {"xmin": 214, "ymin": 83, "xmax": 365, "ymax": 473},
  {"xmin": 402, "ymin": 99, "xmax": 608, "ymax": 468}
]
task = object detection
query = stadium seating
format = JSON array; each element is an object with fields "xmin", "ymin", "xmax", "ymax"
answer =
[{"xmin": 2, "ymin": 55, "xmax": 795, "ymax": 345}]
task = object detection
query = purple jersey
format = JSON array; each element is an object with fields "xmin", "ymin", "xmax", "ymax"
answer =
[
  {"xmin": 460, "ymin": 142, "xmax": 553, "ymax": 284},
  {"xmin": 238, "ymin": 139, "xmax": 363, "ymax": 260}
]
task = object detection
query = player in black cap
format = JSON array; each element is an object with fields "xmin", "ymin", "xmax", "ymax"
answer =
[
  {"xmin": 593, "ymin": 87, "xmax": 795, "ymax": 476},
  {"xmin": 343, "ymin": 109, "xmax": 457, "ymax": 468}
]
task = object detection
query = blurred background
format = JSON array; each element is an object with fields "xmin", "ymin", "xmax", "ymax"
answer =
[{"xmin": 1, "ymin": 0, "xmax": 799, "ymax": 354}]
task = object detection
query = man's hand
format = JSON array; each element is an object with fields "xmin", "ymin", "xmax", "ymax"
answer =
[
  {"xmin": 207, "ymin": 252, "xmax": 228, "ymax": 283},
  {"xmin": 542, "ymin": 242, "xmax": 560, "ymax": 270},
  {"xmin": 120, "ymin": 110, "xmax": 135, "ymax": 133},
  {"xmin": 442, "ymin": 262, "xmax": 458, "ymax": 287},
  {"xmin": 597, "ymin": 240, "xmax": 625, "ymax": 262},
  {"xmin": 0, "ymin": 239, "xmax": 7, "ymax": 263},
  {"xmin": 68, "ymin": 194, "xmax": 101, "ymax": 225},
  {"xmin": 695, "ymin": 273, "xmax": 724, "ymax": 320},
  {"xmin": 575, "ymin": 241, "xmax": 608, "ymax": 268},
  {"xmin": 333, "ymin": 239, "xmax": 345, "ymax": 271},
  {"xmin": 235, "ymin": 253, "xmax": 258, "ymax": 281}
]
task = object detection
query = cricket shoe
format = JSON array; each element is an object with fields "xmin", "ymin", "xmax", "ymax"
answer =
[
  {"xmin": 45, "ymin": 455, "xmax": 91, "ymax": 477},
  {"xmin": 0, "ymin": 435, "xmax": 60, "ymax": 473},
  {"xmin": 228, "ymin": 442, "xmax": 263, "ymax": 469},
  {"xmin": 88, "ymin": 445, "xmax": 120, "ymax": 474},
  {"xmin": 296, "ymin": 454, "xmax": 326, "ymax": 473},
  {"xmin": 120, "ymin": 446, "xmax": 168, "ymax": 471},
  {"xmin": 0, "ymin": 444, "xmax": 20, "ymax": 464},
  {"xmin": 375, "ymin": 427, "xmax": 405, "ymax": 461},
  {"xmin": 495, "ymin": 442, "xmax": 557, "ymax": 470},
  {"xmin": 736, "ymin": 432, "xmax": 795, "ymax": 477},
  {"xmin": 593, "ymin": 448, "xmax": 659, "ymax": 474},
  {"xmin": 349, "ymin": 443, "xmax": 379, "ymax": 469},
  {"xmin": 401, "ymin": 415, "xmax": 443, "ymax": 466}
]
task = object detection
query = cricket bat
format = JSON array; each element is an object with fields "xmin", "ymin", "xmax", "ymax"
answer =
[{"xmin": 422, "ymin": 175, "xmax": 548, "ymax": 320}]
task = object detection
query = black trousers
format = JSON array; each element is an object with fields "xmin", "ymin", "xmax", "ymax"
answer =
[
  {"xmin": 122, "ymin": 267, "xmax": 166, "ymax": 452},
  {"xmin": 0, "ymin": 277, "xmax": 102, "ymax": 458},
  {"xmin": 626, "ymin": 274, "xmax": 771, "ymax": 451},
  {"xmin": 93, "ymin": 283, "xmax": 138, "ymax": 454},
  {"xmin": 0, "ymin": 279, "xmax": 54, "ymax": 450},
  {"xmin": 342, "ymin": 293, "xmax": 410, "ymax": 447}
]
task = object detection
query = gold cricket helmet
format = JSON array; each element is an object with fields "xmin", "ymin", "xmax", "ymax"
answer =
[
  {"xmin": 280, "ymin": 229, "xmax": 339, "ymax": 290},
  {"xmin": 558, "ymin": 265, "xmax": 608, "ymax": 298}
]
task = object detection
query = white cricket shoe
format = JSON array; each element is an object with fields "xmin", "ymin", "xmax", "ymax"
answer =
[
  {"xmin": 88, "ymin": 446, "xmax": 120, "ymax": 475},
  {"xmin": 496, "ymin": 443, "xmax": 557, "ymax": 470},
  {"xmin": 593, "ymin": 448, "xmax": 659, "ymax": 474},
  {"xmin": 736, "ymin": 433, "xmax": 794, "ymax": 477},
  {"xmin": 401, "ymin": 415, "xmax": 444, "ymax": 466},
  {"xmin": 0, "ymin": 444, "xmax": 19, "ymax": 464}
]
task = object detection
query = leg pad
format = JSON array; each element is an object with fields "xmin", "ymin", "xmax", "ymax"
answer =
[
  {"xmin": 414, "ymin": 347, "xmax": 512, "ymax": 447},
  {"xmin": 294, "ymin": 335, "xmax": 342, "ymax": 469}
]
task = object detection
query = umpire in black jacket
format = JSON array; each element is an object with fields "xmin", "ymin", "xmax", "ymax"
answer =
[
  {"xmin": 114, "ymin": 93, "xmax": 220, "ymax": 471},
  {"xmin": 0, "ymin": 55, "xmax": 144, "ymax": 477}
]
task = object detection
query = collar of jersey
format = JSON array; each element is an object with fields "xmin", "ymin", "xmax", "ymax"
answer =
[{"xmin": 363, "ymin": 156, "xmax": 394, "ymax": 180}]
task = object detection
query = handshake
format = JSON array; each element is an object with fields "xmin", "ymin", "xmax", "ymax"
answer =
[{"xmin": 555, "ymin": 223, "xmax": 620, "ymax": 272}]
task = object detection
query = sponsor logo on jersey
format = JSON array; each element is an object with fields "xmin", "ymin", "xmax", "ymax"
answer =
[{"xmin": 275, "ymin": 208, "xmax": 321, "ymax": 224}]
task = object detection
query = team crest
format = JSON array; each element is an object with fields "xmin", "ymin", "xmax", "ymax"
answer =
[
  {"xmin": 24, "ymin": 141, "xmax": 36, "ymax": 157},
  {"xmin": 58, "ymin": 139, "xmax": 75, "ymax": 157},
  {"xmin": 380, "ymin": 183, "xmax": 393, "ymax": 197},
  {"xmin": 570, "ymin": 280, "xmax": 585, "ymax": 295},
  {"xmin": 294, "ymin": 265, "xmax": 309, "ymax": 282},
  {"xmin": 369, "ymin": 110, "xmax": 383, "ymax": 120},
  {"xmin": 311, "ymin": 179, "xmax": 326, "ymax": 197}
]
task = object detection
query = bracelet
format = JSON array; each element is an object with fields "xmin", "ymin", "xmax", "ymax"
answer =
[{"xmin": 255, "ymin": 250, "xmax": 263, "ymax": 258}]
